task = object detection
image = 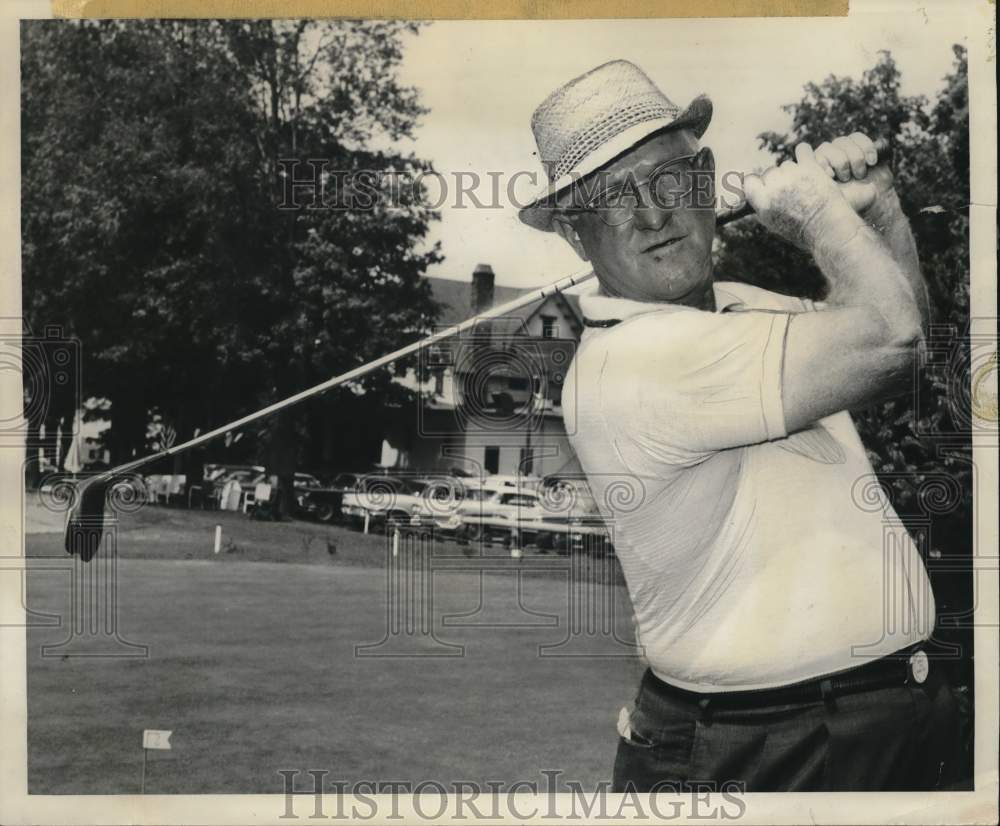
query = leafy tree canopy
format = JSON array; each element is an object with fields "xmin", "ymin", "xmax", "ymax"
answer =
[{"xmin": 22, "ymin": 20, "xmax": 442, "ymax": 480}]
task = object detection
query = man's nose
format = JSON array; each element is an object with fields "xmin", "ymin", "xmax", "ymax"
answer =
[{"xmin": 631, "ymin": 200, "xmax": 674, "ymax": 232}]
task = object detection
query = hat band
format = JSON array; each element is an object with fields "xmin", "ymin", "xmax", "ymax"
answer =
[{"xmin": 545, "ymin": 100, "xmax": 680, "ymax": 183}]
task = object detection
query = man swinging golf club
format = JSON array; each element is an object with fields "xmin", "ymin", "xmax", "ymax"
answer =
[{"xmin": 519, "ymin": 60, "xmax": 960, "ymax": 792}]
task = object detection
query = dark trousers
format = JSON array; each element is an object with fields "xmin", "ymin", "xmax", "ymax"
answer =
[{"xmin": 613, "ymin": 658, "xmax": 963, "ymax": 792}]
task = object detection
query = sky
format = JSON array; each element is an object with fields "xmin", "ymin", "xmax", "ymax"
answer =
[{"xmin": 395, "ymin": 2, "xmax": 975, "ymax": 289}]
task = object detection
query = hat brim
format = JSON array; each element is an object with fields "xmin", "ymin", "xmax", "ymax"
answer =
[{"xmin": 518, "ymin": 95, "xmax": 713, "ymax": 232}]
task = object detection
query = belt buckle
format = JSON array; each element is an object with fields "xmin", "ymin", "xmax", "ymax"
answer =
[{"xmin": 907, "ymin": 649, "xmax": 930, "ymax": 684}]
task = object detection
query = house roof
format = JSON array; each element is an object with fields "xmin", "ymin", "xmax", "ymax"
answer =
[{"xmin": 425, "ymin": 276, "xmax": 583, "ymax": 331}]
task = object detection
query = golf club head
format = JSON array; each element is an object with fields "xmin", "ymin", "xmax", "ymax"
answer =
[{"xmin": 64, "ymin": 476, "xmax": 112, "ymax": 562}]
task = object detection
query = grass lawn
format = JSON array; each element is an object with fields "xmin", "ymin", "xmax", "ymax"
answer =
[{"xmin": 25, "ymin": 500, "xmax": 643, "ymax": 794}]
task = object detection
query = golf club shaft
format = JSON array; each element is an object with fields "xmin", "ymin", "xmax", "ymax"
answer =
[
  {"xmin": 87, "ymin": 267, "xmax": 599, "ymax": 484},
  {"xmin": 715, "ymin": 201, "xmax": 753, "ymax": 226},
  {"xmin": 81, "ymin": 140, "xmax": 895, "ymax": 485}
]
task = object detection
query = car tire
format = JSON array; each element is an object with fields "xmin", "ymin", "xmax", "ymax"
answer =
[{"xmin": 387, "ymin": 511, "xmax": 409, "ymax": 530}]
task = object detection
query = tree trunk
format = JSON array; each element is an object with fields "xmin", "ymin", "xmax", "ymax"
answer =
[
  {"xmin": 42, "ymin": 408, "xmax": 61, "ymax": 469},
  {"xmin": 266, "ymin": 410, "xmax": 298, "ymax": 520},
  {"xmin": 108, "ymin": 393, "xmax": 147, "ymax": 466}
]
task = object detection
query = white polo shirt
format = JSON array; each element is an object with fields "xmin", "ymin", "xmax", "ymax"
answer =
[{"xmin": 563, "ymin": 280, "xmax": 934, "ymax": 691}]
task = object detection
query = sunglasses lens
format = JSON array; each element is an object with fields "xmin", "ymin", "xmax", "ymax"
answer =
[
  {"xmin": 601, "ymin": 211, "xmax": 632, "ymax": 227},
  {"xmin": 584, "ymin": 153, "xmax": 705, "ymax": 226}
]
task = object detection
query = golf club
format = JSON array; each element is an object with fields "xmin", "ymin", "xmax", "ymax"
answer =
[{"xmin": 62, "ymin": 140, "xmax": 892, "ymax": 560}]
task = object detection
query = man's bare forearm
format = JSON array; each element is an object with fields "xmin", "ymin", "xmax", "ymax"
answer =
[
  {"xmin": 809, "ymin": 206, "xmax": 924, "ymax": 346},
  {"xmin": 865, "ymin": 193, "xmax": 930, "ymax": 333}
]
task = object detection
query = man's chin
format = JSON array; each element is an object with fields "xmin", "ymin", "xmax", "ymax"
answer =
[{"xmin": 647, "ymin": 267, "xmax": 712, "ymax": 306}]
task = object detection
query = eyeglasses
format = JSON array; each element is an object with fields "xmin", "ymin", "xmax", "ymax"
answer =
[{"xmin": 568, "ymin": 149, "xmax": 709, "ymax": 227}]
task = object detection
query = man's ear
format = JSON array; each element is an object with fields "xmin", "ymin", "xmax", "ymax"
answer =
[
  {"xmin": 552, "ymin": 215, "xmax": 590, "ymax": 262},
  {"xmin": 693, "ymin": 146, "xmax": 716, "ymax": 211},
  {"xmin": 698, "ymin": 146, "xmax": 716, "ymax": 177}
]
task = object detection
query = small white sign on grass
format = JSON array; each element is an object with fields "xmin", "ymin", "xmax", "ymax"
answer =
[
  {"xmin": 140, "ymin": 729, "xmax": 173, "ymax": 793},
  {"xmin": 142, "ymin": 729, "xmax": 172, "ymax": 750}
]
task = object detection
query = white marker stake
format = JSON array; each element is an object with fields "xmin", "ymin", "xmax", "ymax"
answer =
[
  {"xmin": 392, "ymin": 528, "xmax": 399, "ymax": 558},
  {"xmin": 141, "ymin": 729, "xmax": 172, "ymax": 793},
  {"xmin": 363, "ymin": 511, "xmax": 370, "ymax": 535},
  {"xmin": 213, "ymin": 525, "xmax": 221, "ymax": 554},
  {"xmin": 510, "ymin": 527, "xmax": 522, "ymax": 559}
]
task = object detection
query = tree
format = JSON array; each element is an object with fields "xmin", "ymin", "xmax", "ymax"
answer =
[
  {"xmin": 216, "ymin": 20, "xmax": 442, "ymax": 513},
  {"xmin": 21, "ymin": 20, "xmax": 442, "ymax": 510}
]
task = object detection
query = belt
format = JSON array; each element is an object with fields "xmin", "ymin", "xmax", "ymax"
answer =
[{"xmin": 644, "ymin": 643, "xmax": 932, "ymax": 710}]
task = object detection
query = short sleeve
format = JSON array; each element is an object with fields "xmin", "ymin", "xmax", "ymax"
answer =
[{"xmin": 597, "ymin": 307, "xmax": 791, "ymax": 467}]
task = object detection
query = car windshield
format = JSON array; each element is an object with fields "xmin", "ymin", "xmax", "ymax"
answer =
[
  {"xmin": 500, "ymin": 494, "xmax": 538, "ymax": 506},
  {"xmin": 358, "ymin": 476, "xmax": 403, "ymax": 493},
  {"xmin": 428, "ymin": 484, "xmax": 463, "ymax": 502}
]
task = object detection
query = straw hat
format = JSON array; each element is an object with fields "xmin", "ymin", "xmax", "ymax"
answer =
[{"xmin": 519, "ymin": 60, "xmax": 712, "ymax": 231}]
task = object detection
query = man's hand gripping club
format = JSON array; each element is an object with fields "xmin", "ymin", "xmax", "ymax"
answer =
[{"xmin": 743, "ymin": 136, "xmax": 879, "ymax": 251}]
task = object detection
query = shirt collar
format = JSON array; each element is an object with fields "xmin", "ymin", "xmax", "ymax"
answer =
[{"xmin": 578, "ymin": 280, "xmax": 750, "ymax": 327}]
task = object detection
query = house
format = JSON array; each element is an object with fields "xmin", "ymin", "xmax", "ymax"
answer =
[{"xmin": 393, "ymin": 264, "xmax": 585, "ymax": 480}]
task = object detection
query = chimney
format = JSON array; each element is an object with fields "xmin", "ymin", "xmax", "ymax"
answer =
[{"xmin": 471, "ymin": 263, "xmax": 495, "ymax": 313}]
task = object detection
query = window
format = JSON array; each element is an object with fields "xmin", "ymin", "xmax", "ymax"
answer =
[
  {"xmin": 541, "ymin": 315, "xmax": 558, "ymax": 338},
  {"xmin": 362, "ymin": 476, "xmax": 403, "ymax": 494},
  {"xmin": 501, "ymin": 494, "xmax": 538, "ymax": 507},
  {"xmin": 426, "ymin": 343, "xmax": 452, "ymax": 366},
  {"xmin": 484, "ymin": 446, "xmax": 500, "ymax": 474}
]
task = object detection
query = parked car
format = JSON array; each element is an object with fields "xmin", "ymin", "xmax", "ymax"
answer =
[
  {"xmin": 297, "ymin": 472, "xmax": 360, "ymax": 523},
  {"xmin": 473, "ymin": 474, "xmax": 541, "ymax": 491},
  {"xmin": 206, "ymin": 464, "xmax": 263, "ymax": 483},
  {"xmin": 533, "ymin": 479, "xmax": 609, "ymax": 553},
  {"xmin": 454, "ymin": 486, "xmax": 546, "ymax": 544},
  {"xmin": 210, "ymin": 466, "xmax": 263, "ymax": 490},
  {"xmin": 403, "ymin": 476, "xmax": 469, "ymax": 533},
  {"xmin": 408, "ymin": 475, "xmax": 549, "ymax": 537},
  {"xmin": 340, "ymin": 475, "xmax": 429, "ymax": 528},
  {"xmin": 224, "ymin": 470, "xmax": 322, "ymax": 518},
  {"xmin": 207, "ymin": 466, "xmax": 315, "ymax": 512},
  {"xmin": 293, "ymin": 472, "xmax": 323, "ymax": 491},
  {"xmin": 455, "ymin": 478, "xmax": 610, "ymax": 552}
]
